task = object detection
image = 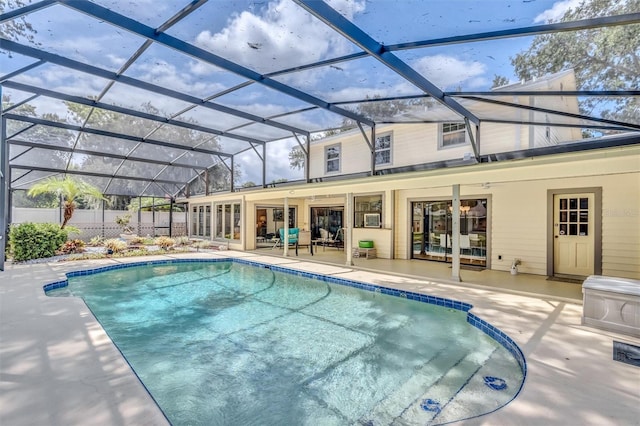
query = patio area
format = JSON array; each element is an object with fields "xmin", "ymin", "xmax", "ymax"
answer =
[{"xmin": 1, "ymin": 251, "xmax": 638, "ymax": 425}]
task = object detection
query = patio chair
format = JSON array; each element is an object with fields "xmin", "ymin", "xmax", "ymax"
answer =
[
  {"xmin": 277, "ymin": 228, "xmax": 299, "ymax": 248},
  {"xmin": 295, "ymin": 230, "xmax": 313, "ymax": 256},
  {"xmin": 319, "ymin": 228, "xmax": 342, "ymax": 250}
]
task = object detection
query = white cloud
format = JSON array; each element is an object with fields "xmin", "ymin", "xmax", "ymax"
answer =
[
  {"xmin": 194, "ymin": 0, "xmax": 365, "ymax": 74},
  {"xmin": 188, "ymin": 60, "xmax": 223, "ymax": 76},
  {"xmin": 412, "ymin": 55, "xmax": 487, "ymax": 90},
  {"xmin": 130, "ymin": 59, "xmax": 227, "ymax": 97},
  {"xmin": 106, "ymin": 54, "xmax": 126, "ymax": 68},
  {"xmin": 534, "ymin": 0, "xmax": 582, "ymax": 23}
]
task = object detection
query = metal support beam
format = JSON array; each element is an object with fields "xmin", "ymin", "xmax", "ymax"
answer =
[
  {"xmin": 458, "ymin": 96, "xmax": 640, "ymax": 131},
  {"xmin": 230, "ymin": 156, "xmax": 235, "ymax": 193},
  {"xmin": 0, "ymin": 0, "xmax": 57, "ymax": 22},
  {"xmin": 4, "ymin": 114, "xmax": 233, "ymax": 157},
  {"xmin": 8, "ymin": 140, "xmax": 209, "ymax": 170},
  {"xmin": 10, "ymin": 165, "xmax": 182, "ymax": 186},
  {"xmin": 262, "ymin": 143, "xmax": 267, "ymax": 188},
  {"xmin": 58, "ymin": 0, "xmax": 375, "ymax": 128},
  {"xmin": 389, "ymin": 13, "xmax": 640, "ymax": 51},
  {"xmin": 291, "ymin": 132, "xmax": 310, "ymax": 184},
  {"xmin": 294, "ymin": 0, "xmax": 479, "ymax": 126},
  {"xmin": 2, "ymin": 81, "xmax": 265, "ymax": 146},
  {"xmin": 1, "ymin": 39, "xmax": 309, "ymax": 136},
  {"xmin": 464, "ymin": 118, "xmax": 480, "ymax": 161},
  {"xmin": 0, "ymin": 114, "xmax": 8, "ymax": 271}
]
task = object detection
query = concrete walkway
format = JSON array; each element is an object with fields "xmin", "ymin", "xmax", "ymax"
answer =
[{"xmin": 1, "ymin": 252, "xmax": 638, "ymax": 425}]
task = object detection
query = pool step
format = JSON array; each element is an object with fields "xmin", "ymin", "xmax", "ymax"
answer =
[
  {"xmin": 360, "ymin": 343, "xmax": 495, "ymax": 425},
  {"xmin": 431, "ymin": 347, "xmax": 523, "ymax": 424}
]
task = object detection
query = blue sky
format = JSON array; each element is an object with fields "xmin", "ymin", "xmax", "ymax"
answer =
[{"xmin": 2, "ymin": 0, "xmax": 583, "ymax": 185}]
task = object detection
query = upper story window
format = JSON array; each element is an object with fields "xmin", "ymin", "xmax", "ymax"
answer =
[
  {"xmin": 375, "ymin": 133, "xmax": 392, "ymax": 165},
  {"xmin": 440, "ymin": 122, "xmax": 467, "ymax": 148},
  {"xmin": 325, "ymin": 143, "xmax": 341, "ymax": 173}
]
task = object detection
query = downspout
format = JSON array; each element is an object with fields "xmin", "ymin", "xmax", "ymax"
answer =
[{"xmin": 451, "ymin": 184, "xmax": 461, "ymax": 282}]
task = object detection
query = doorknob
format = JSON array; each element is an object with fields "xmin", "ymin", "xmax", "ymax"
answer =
[{"xmin": 555, "ymin": 236, "xmax": 558, "ymax": 238}]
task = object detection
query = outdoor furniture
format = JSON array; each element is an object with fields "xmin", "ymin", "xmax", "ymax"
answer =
[
  {"xmin": 319, "ymin": 228, "xmax": 344, "ymax": 250},
  {"xmin": 276, "ymin": 228, "xmax": 299, "ymax": 249},
  {"xmin": 582, "ymin": 275, "xmax": 640, "ymax": 337},
  {"xmin": 353, "ymin": 247, "xmax": 377, "ymax": 259},
  {"xmin": 295, "ymin": 230, "xmax": 313, "ymax": 256},
  {"xmin": 353, "ymin": 240, "xmax": 376, "ymax": 259}
]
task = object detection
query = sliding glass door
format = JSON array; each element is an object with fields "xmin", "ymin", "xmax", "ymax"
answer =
[
  {"xmin": 411, "ymin": 199, "xmax": 487, "ymax": 266},
  {"xmin": 310, "ymin": 207, "xmax": 343, "ymax": 241}
]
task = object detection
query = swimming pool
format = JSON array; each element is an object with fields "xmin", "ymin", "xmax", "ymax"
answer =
[{"xmin": 46, "ymin": 259, "xmax": 525, "ymax": 425}]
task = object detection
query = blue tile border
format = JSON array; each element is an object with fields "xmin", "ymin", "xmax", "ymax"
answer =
[{"xmin": 43, "ymin": 257, "xmax": 527, "ymax": 381}]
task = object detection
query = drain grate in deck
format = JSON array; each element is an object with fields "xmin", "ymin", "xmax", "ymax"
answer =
[{"xmin": 613, "ymin": 341, "xmax": 640, "ymax": 367}]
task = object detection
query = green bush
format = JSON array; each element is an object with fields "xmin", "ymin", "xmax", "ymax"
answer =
[{"xmin": 9, "ymin": 223, "xmax": 68, "ymax": 262}]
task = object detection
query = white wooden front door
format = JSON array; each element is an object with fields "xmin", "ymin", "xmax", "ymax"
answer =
[{"xmin": 553, "ymin": 193, "xmax": 595, "ymax": 277}]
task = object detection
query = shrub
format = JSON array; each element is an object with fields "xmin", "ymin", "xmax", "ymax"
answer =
[
  {"xmin": 103, "ymin": 238, "xmax": 128, "ymax": 254},
  {"xmin": 89, "ymin": 236, "xmax": 104, "ymax": 246},
  {"xmin": 194, "ymin": 240, "xmax": 213, "ymax": 251},
  {"xmin": 154, "ymin": 236, "xmax": 175, "ymax": 249},
  {"xmin": 9, "ymin": 222, "xmax": 68, "ymax": 262},
  {"xmin": 58, "ymin": 239, "xmax": 85, "ymax": 255},
  {"xmin": 174, "ymin": 236, "xmax": 190, "ymax": 246},
  {"xmin": 129, "ymin": 235, "xmax": 146, "ymax": 245}
]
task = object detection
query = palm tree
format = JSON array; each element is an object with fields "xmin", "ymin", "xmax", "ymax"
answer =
[{"xmin": 27, "ymin": 176, "xmax": 106, "ymax": 229}]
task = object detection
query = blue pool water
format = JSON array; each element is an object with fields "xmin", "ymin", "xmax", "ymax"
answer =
[{"xmin": 46, "ymin": 260, "xmax": 525, "ymax": 425}]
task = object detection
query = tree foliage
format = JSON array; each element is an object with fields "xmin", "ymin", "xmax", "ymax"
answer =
[
  {"xmin": 511, "ymin": 0, "xmax": 639, "ymax": 123},
  {"xmin": 491, "ymin": 75, "xmax": 510, "ymax": 89},
  {"xmin": 27, "ymin": 176, "xmax": 106, "ymax": 228},
  {"xmin": 64, "ymin": 101, "xmax": 238, "ymax": 195},
  {"xmin": 0, "ymin": 0, "xmax": 38, "ymax": 50}
]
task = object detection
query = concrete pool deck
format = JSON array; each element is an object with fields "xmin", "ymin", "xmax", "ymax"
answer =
[{"xmin": 1, "ymin": 251, "xmax": 638, "ymax": 425}]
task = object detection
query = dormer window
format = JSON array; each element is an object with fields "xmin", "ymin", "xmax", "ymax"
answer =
[
  {"xmin": 440, "ymin": 122, "xmax": 467, "ymax": 148},
  {"xmin": 325, "ymin": 143, "xmax": 341, "ymax": 173},
  {"xmin": 375, "ymin": 133, "xmax": 392, "ymax": 165}
]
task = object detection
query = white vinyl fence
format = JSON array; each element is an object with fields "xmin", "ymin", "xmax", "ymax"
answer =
[{"xmin": 12, "ymin": 208, "xmax": 187, "ymax": 241}]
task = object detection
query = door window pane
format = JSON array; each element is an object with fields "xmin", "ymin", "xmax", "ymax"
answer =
[
  {"xmin": 569, "ymin": 198, "xmax": 578, "ymax": 209},
  {"xmin": 580, "ymin": 198, "xmax": 588, "ymax": 209},
  {"xmin": 560, "ymin": 198, "xmax": 567, "ymax": 209}
]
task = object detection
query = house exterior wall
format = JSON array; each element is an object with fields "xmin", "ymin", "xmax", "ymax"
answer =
[
  {"xmin": 392, "ymin": 147, "xmax": 639, "ymax": 278},
  {"xmin": 188, "ymin": 145, "xmax": 639, "ymax": 280},
  {"xmin": 307, "ymin": 71, "xmax": 580, "ymax": 177}
]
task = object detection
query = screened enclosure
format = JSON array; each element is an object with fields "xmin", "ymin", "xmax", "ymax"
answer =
[{"xmin": 1, "ymin": 0, "xmax": 639, "ymax": 265}]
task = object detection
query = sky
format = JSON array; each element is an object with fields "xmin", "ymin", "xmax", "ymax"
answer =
[{"xmin": 1, "ymin": 0, "xmax": 585, "ymax": 188}]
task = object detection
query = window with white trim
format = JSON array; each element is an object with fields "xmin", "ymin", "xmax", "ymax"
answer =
[
  {"xmin": 325, "ymin": 143, "xmax": 341, "ymax": 173},
  {"xmin": 214, "ymin": 201, "xmax": 241, "ymax": 240},
  {"xmin": 440, "ymin": 122, "xmax": 467, "ymax": 148},
  {"xmin": 375, "ymin": 133, "xmax": 392, "ymax": 165}
]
